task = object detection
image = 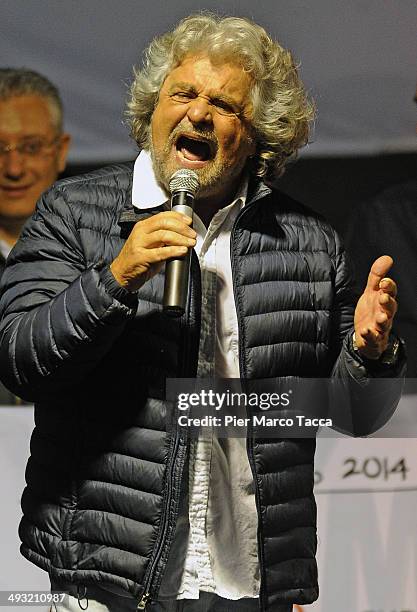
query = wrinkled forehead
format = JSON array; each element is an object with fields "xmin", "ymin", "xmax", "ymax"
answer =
[
  {"xmin": 171, "ymin": 48, "xmax": 250, "ymax": 77},
  {"xmin": 164, "ymin": 54, "xmax": 253, "ymax": 100}
]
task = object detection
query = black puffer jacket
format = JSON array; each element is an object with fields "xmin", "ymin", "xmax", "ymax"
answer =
[
  {"xmin": 0, "ymin": 164, "xmax": 404, "ymax": 610},
  {"xmin": 0, "ymin": 252, "xmax": 22, "ymax": 404}
]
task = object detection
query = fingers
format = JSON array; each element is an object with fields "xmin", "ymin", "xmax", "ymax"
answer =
[
  {"xmin": 366, "ymin": 255, "xmax": 394, "ymax": 291},
  {"xmin": 147, "ymin": 244, "xmax": 189, "ymax": 262},
  {"xmin": 140, "ymin": 211, "xmax": 195, "ymax": 237},
  {"xmin": 379, "ymin": 277, "xmax": 397, "ymax": 298},
  {"xmin": 355, "ymin": 255, "xmax": 398, "ymax": 359},
  {"xmin": 143, "ymin": 229, "xmax": 196, "ymax": 249},
  {"xmin": 133, "ymin": 211, "xmax": 197, "ymax": 248},
  {"xmin": 354, "ymin": 298, "xmax": 394, "ymax": 359},
  {"xmin": 370, "ymin": 301, "xmax": 394, "ymax": 334},
  {"xmin": 110, "ymin": 211, "xmax": 197, "ymax": 292},
  {"xmin": 378, "ymin": 291, "xmax": 397, "ymax": 316},
  {"xmin": 376, "ymin": 283, "xmax": 397, "ymax": 334}
]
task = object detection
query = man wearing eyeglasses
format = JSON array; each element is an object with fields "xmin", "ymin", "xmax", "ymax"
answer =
[
  {"xmin": 0, "ymin": 68, "xmax": 70, "ymax": 278},
  {"xmin": 0, "ymin": 69, "xmax": 70, "ymax": 403}
]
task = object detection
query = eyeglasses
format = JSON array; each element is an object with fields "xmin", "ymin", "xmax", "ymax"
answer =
[{"xmin": 0, "ymin": 136, "xmax": 60, "ymax": 158}]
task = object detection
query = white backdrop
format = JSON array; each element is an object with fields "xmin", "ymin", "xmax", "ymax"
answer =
[
  {"xmin": 2, "ymin": 0, "xmax": 417, "ymax": 163},
  {"xmin": 1, "ymin": 397, "xmax": 416, "ymax": 612}
]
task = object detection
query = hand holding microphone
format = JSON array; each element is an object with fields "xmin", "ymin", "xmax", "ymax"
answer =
[
  {"xmin": 163, "ymin": 169, "xmax": 200, "ymax": 316},
  {"xmin": 110, "ymin": 169, "xmax": 199, "ymax": 296}
]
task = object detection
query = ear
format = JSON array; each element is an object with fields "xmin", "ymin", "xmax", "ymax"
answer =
[{"xmin": 56, "ymin": 133, "xmax": 71, "ymax": 173}]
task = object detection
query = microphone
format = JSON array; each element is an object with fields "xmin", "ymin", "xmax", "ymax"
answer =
[{"xmin": 163, "ymin": 169, "xmax": 200, "ymax": 317}]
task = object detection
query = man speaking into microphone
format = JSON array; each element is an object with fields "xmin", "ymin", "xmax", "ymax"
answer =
[{"xmin": 0, "ymin": 13, "xmax": 404, "ymax": 612}]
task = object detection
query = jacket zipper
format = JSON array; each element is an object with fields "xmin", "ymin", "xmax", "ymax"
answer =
[
  {"xmin": 137, "ymin": 426, "xmax": 182, "ymax": 610},
  {"xmin": 139, "ymin": 190, "xmax": 268, "ymax": 610},
  {"xmin": 245, "ymin": 432, "xmax": 266, "ymax": 612},
  {"xmin": 137, "ymin": 593, "xmax": 150, "ymax": 610},
  {"xmin": 137, "ymin": 255, "xmax": 200, "ymax": 610},
  {"xmin": 231, "ymin": 194, "xmax": 270, "ymax": 612}
]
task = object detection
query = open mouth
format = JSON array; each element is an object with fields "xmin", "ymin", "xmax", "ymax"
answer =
[{"xmin": 175, "ymin": 135, "xmax": 213, "ymax": 162}]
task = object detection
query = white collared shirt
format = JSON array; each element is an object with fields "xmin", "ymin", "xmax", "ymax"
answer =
[
  {"xmin": 132, "ymin": 151, "xmax": 259, "ymax": 600},
  {"xmin": 0, "ymin": 239, "xmax": 11, "ymax": 261}
]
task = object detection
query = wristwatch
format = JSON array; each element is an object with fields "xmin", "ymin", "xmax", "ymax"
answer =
[{"xmin": 352, "ymin": 332, "xmax": 400, "ymax": 366}]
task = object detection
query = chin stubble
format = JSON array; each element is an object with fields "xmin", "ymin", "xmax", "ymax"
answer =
[{"xmin": 149, "ymin": 139, "xmax": 234, "ymax": 200}]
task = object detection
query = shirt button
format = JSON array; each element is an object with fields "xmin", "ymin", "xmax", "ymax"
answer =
[{"xmin": 202, "ymin": 297, "xmax": 208, "ymax": 306}]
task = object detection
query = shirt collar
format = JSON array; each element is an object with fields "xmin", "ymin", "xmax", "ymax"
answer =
[
  {"xmin": 131, "ymin": 150, "xmax": 168, "ymax": 210},
  {"xmin": 0, "ymin": 238, "xmax": 11, "ymax": 260}
]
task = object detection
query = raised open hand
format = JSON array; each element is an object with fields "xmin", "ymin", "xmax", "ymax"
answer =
[{"xmin": 354, "ymin": 255, "xmax": 398, "ymax": 359}]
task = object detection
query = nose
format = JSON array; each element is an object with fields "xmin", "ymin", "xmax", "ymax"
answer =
[
  {"xmin": 2, "ymin": 149, "xmax": 26, "ymax": 180},
  {"xmin": 186, "ymin": 95, "xmax": 213, "ymax": 125}
]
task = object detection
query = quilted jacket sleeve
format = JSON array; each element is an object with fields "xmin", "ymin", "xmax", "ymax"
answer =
[
  {"xmin": 0, "ymin": 186, "xmax": 137, "ymax": 401},
  {"xmin": 329, "ymin": 227, "xmax": 405, "ymax": 435}
]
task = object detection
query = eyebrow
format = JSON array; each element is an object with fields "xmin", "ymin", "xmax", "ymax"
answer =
[{"xmin": 167, "ymin": 81, "xmax": 243, "ymax": 112}]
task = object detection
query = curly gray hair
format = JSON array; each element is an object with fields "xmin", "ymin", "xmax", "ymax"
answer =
[
  {"xmin": 127, "ymin": 13, "xmax": 314, "ymax": 182},
  {"xmin": 0, "ymin": 68, "xmax": 63, "ymax": 131}
]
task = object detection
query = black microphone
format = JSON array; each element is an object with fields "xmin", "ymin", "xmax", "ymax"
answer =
[{"xmin": 163, "ymin": 169, "xmax": 200, "ymax": 317}]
